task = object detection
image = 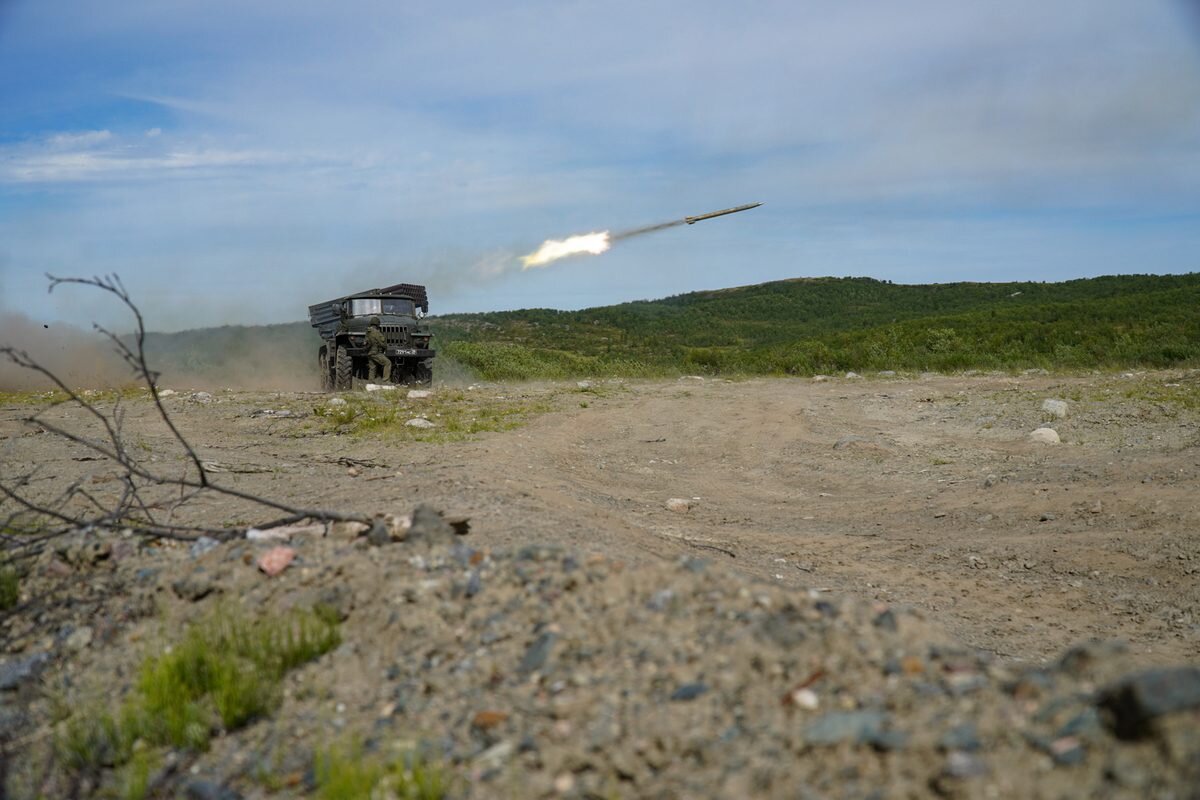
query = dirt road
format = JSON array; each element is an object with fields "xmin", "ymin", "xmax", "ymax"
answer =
[{"xmin": 5, "ymin": 371, "xmax": 1197, "ymax": 666}]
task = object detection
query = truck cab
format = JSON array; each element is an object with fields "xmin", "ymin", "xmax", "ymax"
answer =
[{"xmin": 309, "ymin": 284, "xmax": 435, "ymax": 390}]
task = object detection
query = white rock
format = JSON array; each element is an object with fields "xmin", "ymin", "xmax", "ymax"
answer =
[
  {"xmin": 365, "ymin": 383, "xmax": 395, "ymax": 392},
  {"xmin": 845, "ymin": 371, "xmax": 862, "ymax": 379},
  {"xmin": 190, "ymin": 391, "xmax": 213, "ymax": 403},
  {"xmin": 405, "ymin": 418, "xmax": 436, "ymax": 428},
  {"xmin": 407, "ymin": 389, "xmax": 432, "ymax": 399},
  {"xmin": 666, "ymin": 498, "xmax": 692, "ymax": 513},
  {"xmin": 790, "ymin": 687, "xmax": 820, "ymax": 710},
  {"xmin": 1029, "ymin": 427, "xmax": 1061, "ymax": 445},
  {"xmin": 680, "ymin": 376, "xmax": 705, "ymax": 382},
  {"xmin": 812, "ymin": 375, "xmax": 830, "ymax": 382},
  {"xmin": 246, "ymin": 528, "xmax": 292, "ymax": 542},
  {"xmin": 157, "ymin": 389, "xmax": 177, "ymax": 397},
  {"xmin": 1041, "ymin": 399, "xmax": 1068, "ymax": 418},
  {"xmin": 327, "ymin": 397, "xmax": 348, "ymax": 406},
  {"xmin": 878, "ymin": 371, "xmax": 897, "ymax": 377},
  {"xmin": 576, "ymin": 381, "xmax": 592, "ymax": 390}
]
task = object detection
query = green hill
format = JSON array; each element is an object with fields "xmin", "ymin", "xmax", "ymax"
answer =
[
  {"xmin": 431, "ymin": 274, "xmax": 1200, "ymax": 379},
  {"xmin": 141, "ymin": 274, "xmax": 1200, "ymax": 385}
]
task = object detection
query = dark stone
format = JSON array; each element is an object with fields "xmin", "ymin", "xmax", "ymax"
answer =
[
  {"xmin": 171, "ymin": 574, "xmax": 216, "ymax": 602},
  {"xmin": 678, "ymin": 556, "xmax": 708, "ymax": 573},
  {"xmin": 670, "ymin": 682, "xmax": 709, "ymax": 702},
  {"xmin": 939, "ymin": 723, "xmax": 981, "ymax": 752},
  {"xmin": 465, "ymin": 570, "xmax": 482, "ymax": 598},
  {"xmin": 943, "ymin": 751, "xmax": 989, "ymax": 779},
  {"xmin": 757, "ymin": 606, "xmax": 809, "ymax": 648},
  {"xmin": 804, "ymin": 711, "xmax": 889, "ymax": 746},
  {"xmin": 0, "ymin": 704, "xmax": 29, "ymax": 737},
  {"xmin": 868, "ymin": 729, "xmax": 909, "ymax": 751},
  {"xmin": 366, "ymin": 519, "xmax": 392, "ymax": 547},
  {"xmin": 873, "ymin": 609, "xmax": 898, "ymax": 632},
  {"xmin": 516, "ymin": 544, "xmax": 563, "ymax": 563},
  {"xmin": 183, "ymin": 779, "xmax": 242, "ymax": 800},
  {"xmin": 0, "ymin": 652, "xmax": 52, "ymax": 691},
  {"xmin": 408, "ymin": 504, "xmax": 455, "ymax": 541},
  {"xmin": 1057, "ymin": 708, "xmax": 1101, "ymax": 739},
  {"xmin": 1057, "ymin": 640, "xmax": 1126, "ymax": 678},
  {"xmin": 518, "ymin": 632, "xmax": 557, "ymax": 674},
  {"xmin": 1097, "ymin": 666, "xmax": 1200, "ymax": 740}
]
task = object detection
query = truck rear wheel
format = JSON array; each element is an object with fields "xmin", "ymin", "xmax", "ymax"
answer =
[
  {"xmin": 318, "ymin": 346, "xmax": 331, "ymax": 391},
  {"xmin": 334, "ymin": 346, "xmax": 353, "ymax": 391}
]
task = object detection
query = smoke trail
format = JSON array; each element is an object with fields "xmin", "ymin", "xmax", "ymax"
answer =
[{"xmin": 610, "ymin": 218, "xmax": 686, "ymax": 241}]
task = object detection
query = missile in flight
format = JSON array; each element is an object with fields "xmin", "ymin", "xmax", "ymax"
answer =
[{"xmin": 683, "ymin": 202, "xmax": 762, "ymax": 225}]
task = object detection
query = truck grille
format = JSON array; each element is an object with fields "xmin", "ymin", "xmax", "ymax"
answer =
[{"xmin": 382, "ymin": 325, "xmax": 407, "ymax": 345}]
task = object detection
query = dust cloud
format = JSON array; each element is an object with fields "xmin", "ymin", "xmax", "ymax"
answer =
[
  {"xmin": 0, "ymin": 312, "xmax": 321, "ymax": 392},
  {"xmin": 0, "ymin": 312, "xmax": 130, "ymax": 390}
]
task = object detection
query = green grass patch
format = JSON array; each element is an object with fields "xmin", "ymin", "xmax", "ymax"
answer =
[
  {"xmin": 0, "ymin": 565, "xmax": 19, "ymax": 611},
  {"xmin": 313, "ymin": 388, "xmax": 557, "ymax": 441},
  {"xmin": 314, "ymin": 741, "xmax": 450, "ymax": 800},
  {"xmin": 55, "ymin": 605, "xmax": 340, "ymax": 782}
]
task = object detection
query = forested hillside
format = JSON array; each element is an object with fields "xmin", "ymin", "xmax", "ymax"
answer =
[{"xmin": 432, "ymin": 274, "xmax": 1200, "ymax": 379}]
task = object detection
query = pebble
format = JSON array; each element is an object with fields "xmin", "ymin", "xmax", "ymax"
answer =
[
  {"xmin": 407, "ymin": 389, "xmax": 432, "ymax": 399},
  {"xmin": 189, "ymin": 392, "xmax": 214, "ymax": 404},
  {"xmin": 1041, "ymin": 399, "xmax": 1069, "ymax": 418},
  {"xmin": 190, "ymin": 536, "xmax": 220, "ymax": 557},
  {"xmin": 665, "ymin": 498, "xmax": 692, "ymax": 513},
  {"xmin": 944, "ymin": 751, "xmax": 989, "ymax": 779},
  {"xmin": 257, "ymin": 547, "xmax": 296, "ymax": 577},
  {"xmin": 327, "ymin": 397, "xmax": 347, "ymax": 406},
  {"xmin": 518, "ymin": 632, "xmax": 557, "ymax": 675},
  {"xmin": 670, "ymin": 683, "xmax": 708, "ymax": 702},
  {"xmin": 1029, "ymin": 427, "xmax": 1061, "ymax": 444},
  {"xmin": 405, "ymin": 417, "xmax": 436, "ymax": 428},
  {"xmin": 64, "ymin": 626, "xmax": 94, "ymax": 652},
  {"xmin": 804, "ymin": 710, "xmax": 889, "ymax": 746},
  {"xmin": 172, "ymin": 574, "xmax": 217, "ymax": 602}
]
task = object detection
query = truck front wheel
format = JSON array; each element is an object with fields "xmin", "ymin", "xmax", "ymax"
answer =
[{"xmin": 334, "ymin": 346, "xmax": 353, "ymax": 391}]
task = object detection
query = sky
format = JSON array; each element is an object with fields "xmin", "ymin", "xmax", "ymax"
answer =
[{"xmin": 1, "ymin": 0, "xmax": 1199, "ymax": 332}]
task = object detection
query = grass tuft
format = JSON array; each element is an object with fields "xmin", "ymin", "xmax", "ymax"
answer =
[
  {"xmin": 315, "ymin": 741, "xmax": 450, "ymax": 800},
  {"xmin": 55, "ymin": 605, "xmax": 340, "ymax": 780}
]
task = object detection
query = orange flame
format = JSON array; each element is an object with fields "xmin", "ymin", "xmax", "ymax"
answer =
[{"xmin": 520, "ymin": 231, "xmax": 611, "ymax": 269}]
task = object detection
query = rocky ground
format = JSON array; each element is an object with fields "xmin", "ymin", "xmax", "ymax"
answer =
[{"xmin": 1, "ymin": 369, "xmax": 1198, "ymax": 798}]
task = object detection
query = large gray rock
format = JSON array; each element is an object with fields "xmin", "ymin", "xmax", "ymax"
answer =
[
  {"xmin": 1041, "ymin": 399, "xmax": 1069, "ymax": 418},
  {"xmin": 0, "ymin": 652, "xmax": 51, "ymax": 691},
  {"xmin": 1098, "ymin": 666, "xmax": 1200, "ymax": 739}
]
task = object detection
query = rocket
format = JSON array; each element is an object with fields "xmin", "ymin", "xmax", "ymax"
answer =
[{"xmin": 683, "ymin": 202, "xmax": 762, "ymax": 225}]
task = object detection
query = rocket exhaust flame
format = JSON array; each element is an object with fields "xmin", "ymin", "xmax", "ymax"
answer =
[
  {"xmin": 520, "ymin": 231, "xmax": 611, "ymax": 269},
  {"xmin": 519, "ymin": 202, "xmax": 760, "ymax": 269}
]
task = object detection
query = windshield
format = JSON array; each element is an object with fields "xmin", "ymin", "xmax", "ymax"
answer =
[
  {"xmin": 382, "ymin": 298, "xmax": 415, "ymax": 316},
  {"xmin": 349, "ymin": 298, "xmax": 381, "ymax": 317},
  {"xmin": 348, "ymin": 298, "xmax": 415, "ymax": 317}
]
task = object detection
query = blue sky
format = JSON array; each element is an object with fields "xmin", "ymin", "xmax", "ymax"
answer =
[{"xmin": 2, "ymin": 0, "xmax": 1199, "ymax": 332}]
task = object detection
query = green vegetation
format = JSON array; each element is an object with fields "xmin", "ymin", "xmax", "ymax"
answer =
[
  {"xmin": 56, "ymin": 606, "xmax": 340, "ymax": 793},
  {"xmin": 431, "ymin": 274, "xmax": 1200, "ymax": 379},
  {"xmin": 314, "ymin": 741, "xmax": 449, "ymax": 800},
  {"xmin": 313, "ymin": 387, "xmax": 556, "ymax": 440},
  {"xmin": 0, "ymin": 563, "xmax": 19, "ymax": 610}
]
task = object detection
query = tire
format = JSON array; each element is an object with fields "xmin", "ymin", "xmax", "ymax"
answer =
[
  {"xmin": 318, "ymin": 346, "xmax": 331, "ymax": 391},
  {"xmin": 334, "ymin": 345, "xmax": 353, "ymax": 391},
  {"xmin": 415, "ymin": 360, "xmax": 433, "ymax": 386}
]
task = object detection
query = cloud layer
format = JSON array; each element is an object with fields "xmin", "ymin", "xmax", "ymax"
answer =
[{"xmin": 1, "ymin": 0, "xmax": 1198, "ymax": 332}]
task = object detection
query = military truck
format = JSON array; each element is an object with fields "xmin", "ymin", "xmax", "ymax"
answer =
[{"xmin": 308, "ymin": 283, "xmax": 435, "ymax": 390}]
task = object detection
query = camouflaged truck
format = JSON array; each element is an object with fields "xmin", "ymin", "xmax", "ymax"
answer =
[{"xmin": 308, "ymin": 283, "xmax": 435, "ymax": 390}]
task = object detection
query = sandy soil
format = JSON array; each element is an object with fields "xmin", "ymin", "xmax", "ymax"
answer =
[{"xmin": 5, "ymin": 370, "xmax": 1196, "ymax": 668}]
